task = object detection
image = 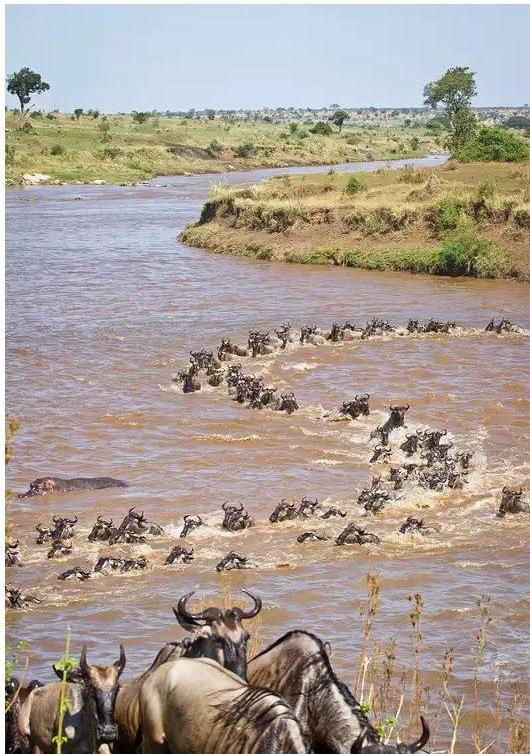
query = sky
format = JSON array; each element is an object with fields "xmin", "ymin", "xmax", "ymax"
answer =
[{"xmin": 5, "ymin": 4, "xmax": 530, "ymax": 112}]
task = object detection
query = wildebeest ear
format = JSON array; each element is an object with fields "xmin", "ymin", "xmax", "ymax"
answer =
[{"xmin": 53, "ymin": 664, "xmax": 84, "ymax": 683}]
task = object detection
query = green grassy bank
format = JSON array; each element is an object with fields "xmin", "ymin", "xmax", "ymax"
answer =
[
  {"xmin": 180, "ymin": 161, "xmax": 530, "ymax": 281},
  {"xmin": 5, "ymin": 111, "xmax": 442, "ymax": 185}
]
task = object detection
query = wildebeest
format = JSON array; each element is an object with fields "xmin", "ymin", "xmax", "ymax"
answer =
[
  {"xmin": 389, "ymin": 466, "xmax": 407, "ymax": 491},
  {"xmin": 248, "ymin": 630, "xmax": 378, "ymax": 753},
  {"xmin": 351, "ymin": 717, "xmax": 429, "ymax": 754},
  {"xmin": 369, "ymin": 445, "xmax": 392, "ymax": 464},
  {"xmin": 5, "ymin": 585, "xmax": 41, "ymax": 609},
  {"xmin": 269, "ymin": 499, "xmax": 298, "ymax": 523},
  {"xmin": 399, "ymin": 516, "xmax": 439, "ymax": 536},
  {"xmin": 58, "ymin": 567, "xmax": 92, "ymax": 581},
  {"xmin": 139, "ymin": 657, "xmax": 307, "ymax": 754},
  {"xmin": 19, "ymin": 477, "xmax": 128, "ymax": 498},
  {"xmin": 320, "ymin": 506, "xmax": 347, "ymax": 519},
  {"xmin": 180, "ymin": 513, "xmax": 203, "ymax": 537},
  {"xmin": 93, "ymin": 555, "xmax": 148, "ymax": 574},
  {"xmin": 109, "ymin": 508, "xmax": 163, "ymax": 545},
  {"xmin": 297, "ymin": 497, "xmax": 323, "ymax": 518},
  {"xmin": 218, "ymin": 338, "xmax": 247, "ymax": 361},
  {"xmin": 5, "ymin": 540, "xmax": 22, "ymax": 567},
  {"xmin": 297, "ymin": 531, "xmax": 330, "ymax": 543},
  {"xmin": 497, "ymin": 486, "xmax": 528, "ymax": 517},
  {"xmin": 400, "ymin": 430, "xmax": 422, "ymax": 456},
  {"xmin": 248, "ymin": 330, "xmax": 273, "ymax": 357},
  {"xmin": 381, "ymin": 404, "xmax": 409, "ymax": 434},
  {"xmin": 5, "ymin": 677, "xmax": 43, "ymax": 754},
  {"xmin": 165, "ymin": 546, "xmax": 194, "ymax": 565},
  {"xmin": 221, "ymin": 501, "xmax": 255, "ymax": 532},
  {"xmin": 276, "ymin": 322, "xmax": 294, "ymax": 349},
  {"xmin": 47, "ymin": 540, "xmax": 73, "ymax": 559},
  {"xmin": 216, "ymin": 551, "xmax": 256, "ymax": 571},
  {"xmin": 369, "ymin": 425, "xmax": 390, "ymax": 447},
  {"xmin": 35, "ymin": 523, "xmax": 54, "ymax": 544},
  {"xmin": 340, "ymin": 394, "xmax": 370, "ymax": 419},
  {"xmin": 335, "ymin": 523, "xmax": 381, "ymax": 545},
  {"xmin": 207, "ymin": 368, "xmax": 225, "ymax": 387},
  {"xmin": 329, "ymin": 321, "xmax": 356, "ymax": 342},
  {"xmin": 485, "ymin": 317, "xmax": 519, "ymax": 334},
  {"xmin": 300, "ymin": 325, "xmax": 319, "ymax": 344},
  {"xmin": 361, "ymin": 318, "xmax": 394, "ymax": 339},
  {"xmin": 456, "ymin": 451, "xmax": 473, "ymax": 470},
  {"xmin": 18, "ymin": 645, "xmax": 126, "ymax": 753},
  {"xmin": 276, "ymin": 392, "xmax": 299, "ymax": 414},
  {"xmin": 174, "ymin": 363, "xmax": 201, "ymax": 393},
  {"xmin": 88, "ymin": 515, "xmax": 117, "ymax": 542}
]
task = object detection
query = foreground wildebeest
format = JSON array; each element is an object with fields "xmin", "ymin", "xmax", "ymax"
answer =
[
  {"xmin": 47, "ymin": 540, "xmax": 73, "ymax": 559},
  {"xmin": 221, "ymin": 501, "xmax": 255, "ymax": 532},
  {"xmin": 248, "ymin": 630, "xmax": 378, "ymax": 753},
  {"xmin": 398, "ymin": 516, "xmax": 438, "ymax": 536},
  {"xmin": 276, "ymin": 322, "xmax": 295, "ymax": 349},
  {"xmin": 88, "ymin": 515, "xmax": 117, "ymax": 542},
  {"xmin": 456, "ymin": 450, "xmax": 473, "ymax": 470},
  {"xmin": 269, "ymin": 499, "xmax": 299, "ymax": 523},
  {"xmin": 400, "ymin": 430, "xmax": 423, "ymax": 456},
  {"xmin": 369, "ymin": 444, "xmax": 392, "ymax": 464},
  {"xmin": 165, "ymin": 546, "xmax": 194, "ymax": 565},
  {"xmin": 139, "ymin": 657, "xmax": 307, "ymax": 754},
  {"xmin": 340, "ymin": 394, "xmax": 370, "ymax": 420},
  {"xmin": 218, "ymin": 337, "xmax": 247, "ymax": 361},
  {"xmin": 179, "ymin": 513, "xmax": 203, "ymax": 537},
  {"xmin": 276, "ymin": 392, "xmax": 299, "ymax": 414},
  {"xmin": 248, "ymin": 330, "xmax": 274, "ymax": 357},
  {"xmin": 351, "ymin": 717, "xmax": 429, "ymax": 754},
  {"xmin": 369, "ymin": 425, "xmax": 390, "ymax": 447},
  {"xmin": 297, "ymin": 497, "xmax": 323, "ymax": 518},
  {"xmin": 109, "ymin": 508, "xmax": 163, "ymax": 545},
  {"xmin": 19, "ymin": 476, "xmax": 128, "ymax": 498},
  {"xmin": 361, "ymin": 318, "xmax": 394, "ymax": 340},
  {"xmin": 335, "ymin": 523, "xmax": 381, "ymax": 545},
  {"xmin": 5, "ymin": 585, "xmax": 41, "ymax": 609},
  {"xmin": 5, "ymin": 678, "xmax": 43, "ymax": 754},
  {"xmin": 18, "ymin": 645, "xmax": 126, "ymax": 753},
  {"xmin": 5, "ymin": 540, "xmax": 22, "ymax": 567},
  {"xmin": 497, "ymin": 486, "xmax": 528, "ymax": 517},
  {"xmin": 174, "ymin": 363, "xmax": 201, "ymax": 393},
  {"xmin": 381, "ymin": 404, "xmax": 409, "ymax": 434},
  {"xmin": 216, "ymin": 551, "xmax": 256, "ymax": 571},
  {"xmin": 320, "ymin": 506, "xmax": 347, "ymax": 519},
  {"xmin": 329, "ymin": 321, "xmax": 356, "ymax": 342}
]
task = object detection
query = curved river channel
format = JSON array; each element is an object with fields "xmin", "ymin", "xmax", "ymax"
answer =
[{"xmin": 6, "ymin": 154, "xmax": 529, "ymax": 748}]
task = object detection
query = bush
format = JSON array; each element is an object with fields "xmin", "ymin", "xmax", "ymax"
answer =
[
  {"xmin": 476, "ymin": 180, "xmax": 497, "ymax": 200},
  {"xmin": 428, "ymin": 197, "xmax": 467, "ymax": 235},
  {"xmin": 132, "ymin": 111, "xmax": 150, "ymax": 124},
  {"xmin": 310, "ymin": 122, "xmax": 333, "ymax": 136},
  {"xmin": 345, "ymin": 175, "xmax": 366, "ymax": 195},
  {"xmin": 207, "ymin": 139, "xmax": 222, "ymax": 158},
  {"xmin": 398, "ymin": 165, "xmax": 423, "ymax": 184},
  {"xmin": 453, "ymin": 127, "xmax": 529, "ymax": 163},
  {"xmin": 101, "ymin": 146, "xmax": 122, "ymax": 159},
  {"xmin": 6, "ymin": 144, "xmax": 16, "ymax": 166},
  {"xmin": 22, "ymin": 121, "xmax": 34, "ymax": 134},
  {"xmin": 410, "ymin": 136, "xmax": 420, "ymax": 151},
  {"xmin": 502, "ymin": 115, "xmax": 530, "ymax": 130},
  {"xmin": 434, "ymin": 235, "xmax": 505, "ymax": 277},
  {"xmin": 46, "ymin": 113, "xmax": 55, "ymax": 120},
  {"xmin": 234, "ymin": 142, "xmax": 254, "ymax": 158},
  {"xmin": 30, "ymin": 110, "xmax": 42, "ymax": 119},
  {"xmin": 50, "ymin": 144, "xmax": 65, "ymax": 156}
]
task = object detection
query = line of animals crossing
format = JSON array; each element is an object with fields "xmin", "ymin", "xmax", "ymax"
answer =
[
  {"xmin": 6, "ymin": 316, "xmax": 528, "ymax": 608},
  {"xmin": 7, "ymin": 590, "xmax": 432, "ymax": 754}
]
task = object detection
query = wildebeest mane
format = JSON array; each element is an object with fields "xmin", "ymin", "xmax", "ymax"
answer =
[
  {"xmin": 252, "ymin": 629, "xmax": 377, "ymax": 740},
  {"xmin": 214, "ymin": 684, "xmax": 297, "ymax": 730}
]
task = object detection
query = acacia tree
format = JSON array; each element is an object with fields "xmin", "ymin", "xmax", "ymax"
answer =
[
  {"xmin": 6, "ymin": 67, "xmax": 50, "ymax": 116},
  {"xmin": 423, "ymin": 66, "xmax": 477, "ymax": 148},
  {"xmin": 331, "ymin": 109, "xmax": 348, "ymax": 132},
  {"xmin": 74, "ymin": 108, "xmax": 83, "ymax": 121}
]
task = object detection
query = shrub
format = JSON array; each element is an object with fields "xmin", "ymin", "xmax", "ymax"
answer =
[
  {"xmin": 46, "ymin": 113, "xmax": 55, "ymax": 120},
  {"xmin": 289, "ymin": 123, "xmax": 298, "ymax": 134},
  {"xmin": 22, "ymin": 121, "xmax": 34, "ymax": 133},
  {"xmin": 30, "ymin": 110, "xmax": 42, "ymax": 119},
  {"xmin": 50, "ymin": 143, "xmax": 65, "ymax": 156},
  {"xmin": 132, "ymin": 111, "xmax": 150, "ymax": 124},
  {"xmin": 310, "ymin": 122, "xmax": 333, "ymax": 136},
  {"xmin": 6, "ymin": 144, "xmax": 16, "ymax": 166},
  {"xmin": 502, "ymin": 115, "xmax": 530, "ymax": 130},
  {"xmin": 476, "ymin": 180, "xmax": 497, "ymax": 200},
  {"xmin": 398, "ymin": 165, "xmax": 423, "ymax": 184},
  {"xmin": 297, "ymin": 129, "xmax": 309, "ymax": 139},
  {"xmin": 434, "ymin": 235, "xmax": 504, "ymax": 277},
  {"xmin": 428, "ymin": 197, "xmax": 467, "ymax": 235},
  {"xmin": 234, "ymin": 142, "xmax": 254, "ymax": 158},
  {"xmin": 345, "ymin": 175, "xmax": 366, "ymax": 195},
  {"xmin": 410, "ymin": 136, "xmax": 420, "ymax": 151},
  {"xmin": 453, "ymin": 127, "xmax": 529, "ymax": 162},
  {"xmin": 207, "ymin": 139, "xmax": 222, "ymax": 158},
  {"xmin": 101, "ymin": 146, "xmax": 122, "ymax": 159}
]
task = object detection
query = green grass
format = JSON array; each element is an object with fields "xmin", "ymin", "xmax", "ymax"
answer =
[{"xmin": 5, "ymin": 111, "xmax": 442, "ymax": 185}]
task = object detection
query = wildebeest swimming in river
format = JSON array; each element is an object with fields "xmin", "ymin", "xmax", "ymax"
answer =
[
  {"xmin": 221, "ymin": 501, "xmax": 255, "ymax": 532},
  {"xmin": 5, "ymin": 540, "xmax": 22, "ymax": 567},
  {"xmin": 497, "ymin": 486, "xmax": 528, "ymax": 517},
  {"xmin": 335, "ymin": 523, "xmax": 381, "ymax": 545},
  {"xmin": 5, "ymin": 584, "xmax": 41, "ymax": 609},
  {"xmin": 216, "ymin": 551, "xmax": 256, "ymax": 571},
  {"xmin": 179, "ymin": 513, "xmax": 203, "ymax": 537},
  {"xmin": 165, "ymin": 546, "xmax": 194, "ymax": 565},
  {"xmin": 340, "ymin": 393, "xmax": 370, "ymax": 419},
  {"xmin": 19, "ymin": 476, "xmax": 129, "ymax": 498},
  {"xmin": 18, "ymin": 645, "xmax": 126, "ymax": 754}
]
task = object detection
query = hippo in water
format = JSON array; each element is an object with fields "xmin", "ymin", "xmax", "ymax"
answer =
[{"xmin": 19, "ymin": 476, "xmax": 129, "ymax": 498}]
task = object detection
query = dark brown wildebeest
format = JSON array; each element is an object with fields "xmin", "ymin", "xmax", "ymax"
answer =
[
  {"xmin": 19, "ymin": 477, "xmax": 128, "ymax": 498},
  {"xmin": 180, "ymin": 513, "xmax": 204, "ymax": 537},
  {"xmin": 340, "ymin": 394, "xmax": 370, "ymax": 420},
  {"xmin": 88, "ymin": 515, "xmax": 117, "ymax": 542},
  {"xmin": 497, "ymin": 486, "xmax": 528, "ymax": 517},
  {"xmin": 269, "ymin": 499, "xmax": 298, "ymax": 523},
  {"xmin": 139, "ymin": 657, "xmax": 307, "ymax": 754},
  {"xmin": 5, "ymin": 540, "xmax": 22, "ymax": 567},
  {"xmin": 165, "ymin": 546, "xmax": 194, "ymax": 565},
  {"xmin": 221, "ymin": 501, "xmax": 255, "ymax": 532},
  {"xmin": 5, "ymin": 677, "xmax": 43, "ymax": 754},
  {"xmin": 335, "ymin": 523, "xmax": 381, "ymax": 545},
  {"xmin": 18, "ymin": 645, "xmax": 125, "ymax": 753}
]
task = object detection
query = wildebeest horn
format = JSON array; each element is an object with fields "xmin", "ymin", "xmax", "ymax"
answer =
[
  {"xmin": 441, "ymin": 429, "xmax": 447, "ymax": 436},
  {"xmin": 79, "ymin": 644, "xmax": 89, "ymax": 675},
  {"xmin": 408, "ymin": 715, "xmax": 430, "ymax": 752},
  {"xmin": 350, "ymin": 727, "xmax": 368, "ymax": 754},
  {"xmin": 405, "ymin": 404, "xmax": 410, "ymax": 410},
  {"xmin": 222, "ymin": 501, "xmax": 231, "ymax": 511},
  {"xmin": 502, "ymin": 485, "xmax": 509, "ymax": 494},
  {"xmin": 52, "ymin": 515, "xmax": 61, "ymax": 524},
  {"xmin": 237, "ymin": 590, "xmax": 262, "ymax": 619},
  {"xmin": 173, "ymin": 591, "xmax": 203, "ymax": 624},
  {"xmin": 114, "ymin": 644, "xmax": 126, "ymax": 675},
  {"xmin": 66, "ymin": 516, "xmax": 78, "ymax": 524}
]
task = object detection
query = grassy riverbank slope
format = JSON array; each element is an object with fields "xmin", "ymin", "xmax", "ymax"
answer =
[
  {"xmin": 5, "ymin": 111, "xmax": 442, "ymax": 185},
  {"xmin": 181, "ymin": 161, "xmax": 530, "ymax": 281}
]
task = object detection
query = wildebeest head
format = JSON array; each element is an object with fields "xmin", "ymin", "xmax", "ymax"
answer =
[
  {"xmin": 351, "ymin": 716, "xmax": 429, "ymax": 754},
  {"xmin": 88, "ymin": 515, "xmax": 115, "ymax": 542},
  {"xmin": 35, "ymin": 523, "xmax": 54, "ymax": 544},
  {"xmin": 269, "ymin": 499, "xmax": 298, "ymax": 523},
  {"xmin": 173, "ymin": 590, "xmax": 262, "ymax": 679},
  {"xmin": 180, "ymin": 514, "xmax": 203, "ymax": 538},
  {"xmin": 54, "ymin": 645, "xmax": 126, "ymax": 744},
  {"xmin": 19, "ymin": 477, "xmax": 56, "ymax": 498},
  {"xmin": 497, "ymin": 486, "xmax": 526, "ymax": 517},
  {"xmin": 51, "ymin": 515, "xmax": 78, "ymax": 541},
  {"xmin": 386, "ymin": 404, "xmax": 409, "ymax": 429}
]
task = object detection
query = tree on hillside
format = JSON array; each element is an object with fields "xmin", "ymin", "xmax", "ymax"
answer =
[
  {"xmin": 6, "ymin": 67, "xmax": 50, "ymax": 117},
  {"xmin": 423, "ymin": 66, "xmax": 477, "ymax": 148},
  {"xmin": 331, "ymin": 109, "xmax": 348, "ymax": 132},
  {"xmin": 132, "ymin": 111, "xmax": 150, "ymax": 124},
  {"xmin": 74, "ymin": 108, "xmax": 83, "ymax": 121}
]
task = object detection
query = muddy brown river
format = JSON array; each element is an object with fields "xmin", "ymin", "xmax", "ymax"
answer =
[{"xmin": 5, "ymin": 155, "xmax": 529, "ymax": 748}]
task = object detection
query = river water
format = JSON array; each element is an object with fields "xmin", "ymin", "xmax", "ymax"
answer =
[{"xmin": 5, "ymin": 154, "xmax": 529, "ymax": 748}]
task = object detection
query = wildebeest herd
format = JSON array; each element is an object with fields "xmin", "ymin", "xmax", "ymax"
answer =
[
  {"xmin": 6, "ymin": 314, "xmax": 528, "ymax": 752},
  {"xmin": 7, "ymin": 590, "xmax": 432, "ymax": 754}
]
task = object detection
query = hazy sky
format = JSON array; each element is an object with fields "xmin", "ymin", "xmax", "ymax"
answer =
[{"xmin": 5, "ymin": 4, "xmax": 530, "ymax": 112}]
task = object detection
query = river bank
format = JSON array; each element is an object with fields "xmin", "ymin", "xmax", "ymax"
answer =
[
  {"xmin": 181, "ymin": 160, "xmax": 530, "ymax": 281},
  {"xmin": 5, "ymin": 111, "xmax": 443, "ymax": 185}
]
